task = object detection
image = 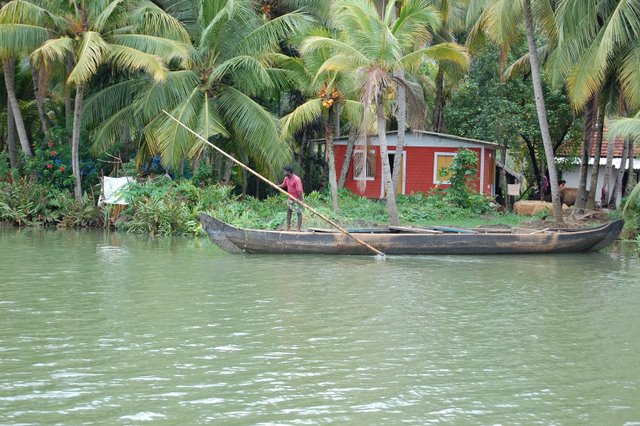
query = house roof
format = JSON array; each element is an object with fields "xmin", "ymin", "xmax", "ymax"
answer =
[
  {"xmin": 329, "ymin": 130, "xmax": 498, "ymax": 148},
  {"xmin": 589, "ymin": 127, "xmax": 626, "ymax": 157}
]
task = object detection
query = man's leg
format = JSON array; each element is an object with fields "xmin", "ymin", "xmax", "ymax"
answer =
[
  {"xmin": 286, "ymin": 209, "xmax": 292, "ymax": 231},
  {"xmin": 296, "ymin": 212, "xmax": 302, "ymax": 231}
]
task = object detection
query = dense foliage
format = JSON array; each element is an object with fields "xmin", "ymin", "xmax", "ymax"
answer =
[{"xmin": 0, "ymin": 0, "xmax": 639, "ymax": 237}]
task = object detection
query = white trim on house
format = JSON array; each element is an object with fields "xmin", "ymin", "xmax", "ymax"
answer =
[
  {"xmin": 379, "ymin": 150, "xmax": 407, "ymax": 197},
  {"xmin": 352, "ymin": 149, "xmax": 376, "ymax": 181},
  {"xmin": 434, "ymin": 152, "xmax": 457, "ymax": 184}
]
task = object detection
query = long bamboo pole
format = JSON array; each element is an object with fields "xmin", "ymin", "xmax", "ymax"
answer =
[{"xmin": 162, "ymin": 111, "xmax": 385, "ymax": 257}]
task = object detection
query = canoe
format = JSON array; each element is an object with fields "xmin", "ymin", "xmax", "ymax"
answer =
[{"xmin": 199, "ymin": 213, "xmax": 624, "ymax": 255}]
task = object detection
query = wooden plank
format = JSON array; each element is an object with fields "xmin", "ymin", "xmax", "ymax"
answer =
[
  {"xmin": 474, "ymin": 228, "xmax": 512, "ymax": 234},
  {"xmin": 389, "ymin": 226, "xmax": 443, "ymax": 234},
  {"xmin": 432, "ymin": 226, "xmax": 479, "ymax": 234}
]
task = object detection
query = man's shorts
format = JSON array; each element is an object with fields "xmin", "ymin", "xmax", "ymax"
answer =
[{"xmin": 288, "ymin": 199, "xmax": 303, "ymax": 214}]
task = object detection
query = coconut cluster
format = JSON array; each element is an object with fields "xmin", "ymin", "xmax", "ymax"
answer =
[{"xmin": 318, "ymin": 86, "xmax": 342, "ymax": 109}]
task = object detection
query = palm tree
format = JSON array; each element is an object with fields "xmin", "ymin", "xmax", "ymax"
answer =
[
  {"xmin": 550, "ymin": 0, "xmax": 640, "ymax": 208},
  {"xmin": 302, "ymin": 0, "xmax": 468, "ymax": 225},
  {"xmin": 278, "ymin": 27, "xmax": 364, "ymax": 212},
  {"xmin": 608, "ymin": 111, "xmax": 640, "ymax": 215},
  {"xmin": 470, "ymin": 0, "xmax": 564, "ymax": 224},
  {"xmin": 1, "ymin": 0, "xmax": 190, "ymax": 201},
  {"xmin": 86, "ymin": 0, "xmax": 310, "ymax": 183}
]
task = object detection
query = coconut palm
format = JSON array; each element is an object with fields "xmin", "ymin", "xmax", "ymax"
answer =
[
  {"xmin": 302, "ymin": 0, "xmax": 468, "ymax": 225},
  {"xmin": 85, "ymin": 0, "xmax": 310, "ymax": 182},
  {"xmin": 1, "ymin": 0, "xmax": 190, "ymax": 201},
  {"xmin": 550, "ymin": 0, "xmax": 640, "ymax": 208},
  {"xmin": 608, "ymin": 111, "xmax": 640, "ymax": 215},
  {"xmin": 469, "ymin": 0, "xmax": 564, "ymax": 224},
  {"xmin": 278, "ymin": 26, "xmax": 365, "ymax": 212}
]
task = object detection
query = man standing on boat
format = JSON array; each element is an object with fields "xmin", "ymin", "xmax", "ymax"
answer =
[{"xmin": 278, "ymin": 165, "xmax": 304, "ymax": 231}]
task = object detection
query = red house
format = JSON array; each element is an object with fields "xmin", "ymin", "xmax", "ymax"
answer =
[{"xmin": 334, "ymin": 130, "xmax": 498, "ymax": 198}]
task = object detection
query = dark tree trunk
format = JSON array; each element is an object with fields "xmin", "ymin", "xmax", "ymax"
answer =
[
  {"xmin": 377, "ymin": 97, "xmax": 400, "ymax": 226},
  {"xmin": 65, "ymin": 53, "xmax": 74, "ymax": 134},
  {"xmin": 609, "ymin": 137, "xmax": 630, "ymax": 208},
  {"xmin": 499, "ymin": 145, "xmax": 510, "ymax": 210},
  {"xmin": 338, "ymin": 125, "xmax": 357, "ymax": 188},
  {"xmin": 3, "ymin": 58, "xmax": 32, "ymax": 156},
  {"xmin": 432, "ymin": 66, "xmax": 446, "ymax": 133},
  {"xmin": 7, "ymin": 95, "xmax": 18, "ymax": 168},
  {"xmin": 625, "ymin": 142, "xmax": 635, "ymax": 197},
  {"xmin": 326, "ymin": 107, "xmax": 340, "ymax": 212},
  {"xmin": 221, "ymin": 158, "xmax": 233, "ymax": 185},
  {"xmin": 586, "ymin": 101, "xmax": 606, "ymax": 209},
  {"xmin": 392, "ymin": 69, "xmax": 406, "ymax": 193},
  {"xmin": 521, "ymin": 134, "xmax": 541, "ymax": 186},
  {"xmin": 523, "ymin": 0, "xmax": 563, "ymax": 224},
  {"xmin": 575, "ymin": 96, "xmax": 596, "ymax": 209},
  {"xmin": 71, "ymin": 84, "xmax": 85, "ymax": 201},
  {"xmin": 30, "ymin": 59, "xmax": 49, "ymax": 136}
]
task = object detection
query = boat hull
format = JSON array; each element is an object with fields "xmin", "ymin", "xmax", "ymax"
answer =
[{"xmin": 200, "ymin": 213, "xmax": 624, "ymax": 255}]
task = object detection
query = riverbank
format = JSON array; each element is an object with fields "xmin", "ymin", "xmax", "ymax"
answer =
[{"xmin": 0, "ymin": 178, "xmax": 630, "ymax": 239}]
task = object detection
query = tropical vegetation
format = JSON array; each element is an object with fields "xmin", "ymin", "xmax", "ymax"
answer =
[{"xmin": 0, "ymin": 0, "xmax": 639, "ymax": 237}]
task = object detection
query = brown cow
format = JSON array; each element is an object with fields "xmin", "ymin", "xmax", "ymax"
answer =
[{"xmin": 559, "ymin": 186, "xmax": 577, "ymax": 207}]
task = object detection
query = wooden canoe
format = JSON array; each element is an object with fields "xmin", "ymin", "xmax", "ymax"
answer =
[{"xmin": 199, "ymin": 213, "xmax": 624, "ymax": 255}]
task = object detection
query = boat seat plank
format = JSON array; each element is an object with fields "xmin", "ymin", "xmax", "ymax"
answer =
[
  {"xmin": 388, "ymin": 226, "xmax": 443, "ymax": 234},
  {"xmin": 432, "ymin": 226, "xmax": 479, "ymax": 234}
]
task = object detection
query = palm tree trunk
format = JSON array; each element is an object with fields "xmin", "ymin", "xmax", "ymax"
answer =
[
  {"xmin": 586, "ymin": 101, "xmax": 606, "ymax": 209},
  {"xmin": 221, "ymin": 158, "xmax": 233, "ymax": 185},
  {"xmin": 326, "ymin": 107, "xmax": 340, "ymax": 212},
  {"xmin": 609, "ymin": 137, "xmax": 630, "ymax": 208},
  {"xmin": 432, "ymin": 66, "xmax": 446, "ymax": 132},
  {"xmin": 338, "ymin": 125, "xmax": 357, "ymax": 188},
  {"xmin": 6, "ymin": 96, "xmax": 17, "ymax": 168},
  {"xmin": 3, "ymin": 58, "xmax": 32, "ymax": 157},
  {"xmin": 392, "ymin": 70, "xmax": 406, "ymax": 193},
  {"xmin": 65, "ymin": 53, "xmax": 74, "ymax": 133},
  {"xmin": 30, "ymin": 59, "xmax": 48, "ymax": 136},
  {"xmin": 499, "ymin": 144, "xmax": 510, "ymax": 210},
  {"xmin": 575, "ymin": 96, "xmax": 596, "ymax": 209},
  {"xmin": 71, "ymin": 84, "xmax": 85, "ymax": 202},
  {"xmin": 625, "ymin": 142, "xmax": 635, "ymax": 197},
  {"xmin": 601, "ymin": 129, "xmax": 616, "ymax": 205},
  {"xmin": 523, "ymin": 0, "xmax": 562, "ymax": 224},
  {"xmin": 377, "ymin": 98, "xmax": 400, "ymax": 226}
]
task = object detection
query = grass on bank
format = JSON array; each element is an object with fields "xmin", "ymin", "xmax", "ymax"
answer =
[{"xmin": 0, "ymin": 177, "xmax": 537, "ymax": 236}]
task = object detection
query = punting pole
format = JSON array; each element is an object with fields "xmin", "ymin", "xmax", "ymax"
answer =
[{"xmin": 162, "ymin": 110, "xmax": 386, "ymax": 258}]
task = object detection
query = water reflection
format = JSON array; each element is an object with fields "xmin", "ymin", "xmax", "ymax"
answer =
[{"xmin": 1, "ymin": 230, "xmax": 639, "ymax": 424}]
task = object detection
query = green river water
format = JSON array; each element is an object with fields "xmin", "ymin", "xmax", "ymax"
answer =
[{"xmin": 1, "ymin": 228, "xmax": 639, "ymax": 425}]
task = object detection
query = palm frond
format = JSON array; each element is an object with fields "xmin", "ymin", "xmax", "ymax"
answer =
[
  {"xmin": 0, "ymin": 0, "xmax": 66, "ymax": 28},
  {"xmin": 109, "ymin": 44, "xmax": 168, "ymax": 82},
  {"xmin": 596, "ymin": 0, "xmax": 640, "ymax": 72},
  {"xmin": 109, "ymin": 34, "xmax": 190, "ymax": 65},
  {"xmin": 68, "ymin": 31, "xmax": 110, "ymax": 84},
  {"xmin": 136, "ymin": 70, "xmax": 200, "ymax": 120},
  {"xmin": 391, "ymin": 0, "xmax": 441, "ymax": 50},
  {"xmin": 301, "ymin": 36, "xmax": 368, "ymax": 63},
  {"xmin": 566, "ymin": 31, "xmax": 606, "ymax": 110},
  {"xmin": 130, "ymin": 1, "xmax": 191, "ymax": 43},
  {"xmin": 216, "ymin": 85, "xmax": 291, "ymax": 177},
  {"xmin": 30, "ymin": 36, "xmax": 73, "ymax": 69},
  {"xmin": 0, "ymin": 23, "xmax": 49, "ymax": 55},
  {"xmin": 315, "ymin": 53, "xmax": 360, "ymax": 78},
  {"xmin": 619, "ymin": 45, "xmax": 640, "ymax": 108},
  {"xmin": 83, "ymin": 78, "xmax": 150, "ymax": 127},
  {"xmin": 92, "ymin": 0, "xmax": 126, "ymax": 32},
  {"xmin": 237, "ymin": 11, "xmax": 312, "ymax": 56},
  {"xmin": 281, "ymin": 98, "xmax": 323, "ymax": 138},
  {"xmin": 208, "ymin": 55, "xmax": 274, "ymax": 93},
  {"xmin": 401, "ymin": 42, "xmax": 469, "ymax": 73}
]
